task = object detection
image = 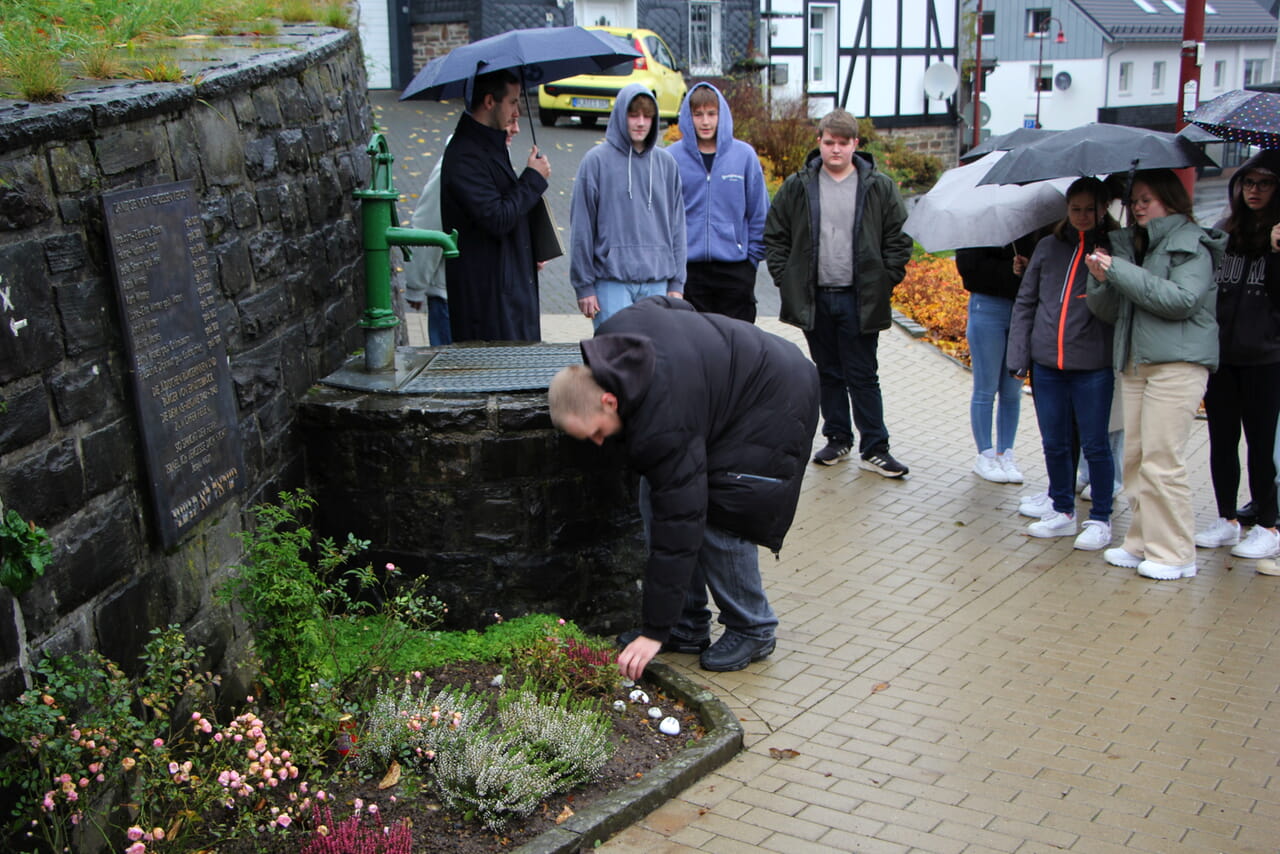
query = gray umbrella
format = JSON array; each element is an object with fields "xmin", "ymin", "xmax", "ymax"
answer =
[
  {"xmin": 959, "ymin": 127, "xmax": 1056, "ymax": 163},
  {"xmin": 977, "ymin": 123, "xmax": 1216, "ymax": 186}
]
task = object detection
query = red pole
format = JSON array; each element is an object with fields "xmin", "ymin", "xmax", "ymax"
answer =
[
  {"xmin": 972, "ymin": 0, "xmax": 983, "ymax": 150},
  {"xmin": 1176, "ymin": 0, "xmax": 1206, "ymax": 199}
]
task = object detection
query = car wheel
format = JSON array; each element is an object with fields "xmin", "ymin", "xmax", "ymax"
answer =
[
  {"xmin": 580, "ymin": 115, "xmax": 599, "ymax": 128},
  {"xmin": 540, "ymin": 109, "xmax": 560, "ymax": 128}
]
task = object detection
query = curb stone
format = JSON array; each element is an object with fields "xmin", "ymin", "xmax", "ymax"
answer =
[{"xmin": 512, "ymin": 662, "xmax": 743, "ymax": 854}]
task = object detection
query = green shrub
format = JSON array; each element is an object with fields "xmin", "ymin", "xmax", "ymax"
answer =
[
  {"xmin": 496, "ymin": 688, "xmax": 613, "ymax": 790},
  {"xmin": 356, "ymin": 677, "xmax": 487, "ymax": 773}
]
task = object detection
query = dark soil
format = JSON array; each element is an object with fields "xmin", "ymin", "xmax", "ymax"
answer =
[{"xmin": 218, "ymin": 661, "xmax": 704, "ymax": 853}]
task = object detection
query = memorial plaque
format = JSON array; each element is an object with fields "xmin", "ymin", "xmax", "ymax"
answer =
[{"xmin": 103, "ymin": 181, "xmax": 244, "ymax": 548}]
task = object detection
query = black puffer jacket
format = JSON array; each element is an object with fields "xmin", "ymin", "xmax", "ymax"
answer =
[{"xmin": 584, "ymin": 297, "xmax": 820, "ymax": 641}]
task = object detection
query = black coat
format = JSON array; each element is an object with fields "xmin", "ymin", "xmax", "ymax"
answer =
[
  {"xmin": 584, "ymin": 297, "xmax": 819, "ymax": 640},
  {"xmin": 440, "ymin": 113, "xmax": 548, "ymax": 342}
]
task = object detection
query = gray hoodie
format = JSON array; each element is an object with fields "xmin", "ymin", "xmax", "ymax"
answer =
[{"xmin": 569, "ymin": 83, "xmax": 687, "ymax": 299}]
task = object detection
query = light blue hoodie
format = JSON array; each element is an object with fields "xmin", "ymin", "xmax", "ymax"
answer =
[
  {"xmin": 569, "ymin": 83, "xmax": 687, "ymax": 299},
  {"xmin": 671, "ymin": 82, "xmax": 769, "ymax": 265}
]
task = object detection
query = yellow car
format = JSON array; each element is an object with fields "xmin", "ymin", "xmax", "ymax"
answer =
[{"xmin": 537, "ymin": 26, "xmax": 687, "ymax": 128}]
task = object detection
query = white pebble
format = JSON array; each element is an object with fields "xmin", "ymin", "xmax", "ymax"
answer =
[
  {"xmin": 659, "ymin": 716, "xmax": 681, "ymax": 736},
  {"xmin": 489, "ymin": 674, "xmax": 504, "ymax": 687},
  {"xmin": 612, "ymin": 700, "xmax": 626, "ymax": 713},
  {"xmin": 628, "ymin": 689, "xmax": 649, "ymax": 704},
  {"xmin": 620, "ymin": 678, "xmax": 636, "ymax": 688},
  {"xmin": 648, "ymin": 707, "xmax": 662, "ymax": 719}
]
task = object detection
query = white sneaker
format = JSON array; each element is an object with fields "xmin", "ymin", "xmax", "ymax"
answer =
[
  {"xmin": 1074, "ymin": 520, "xmax": 1111, "ymax": 551},
  {"xmin": 1194, "ymin": 517, "xmax": 1241, "ymax": 548},
  {"xmin": 1079, "ymin": 483, "xmax": 1092, "ymax": 502},
  {"xmin": 1027, "ymin": 511, "xmax": 1077, "ymax": 538},
  {"xmin": 1018, "ymin": 492, "xmax": 1052, "ymax": 518},
  {"xmin": 1137, "ymin": 559, "xmax": 1197, "ymax": 580},
  {"xmin": 997, "ymin": 450, "xmax": 1024, "ymax": 484},
  {"xmin": 1104, "ymin": 547, "xmax": 1142, "ymax": 568},
  {"xmin": 972, "ymin": 452, "xmax": 1008, "ymax": 483},
  {"xmin": 1231, "ymin": 526, "xmax": 1280, "ymax": 559}
]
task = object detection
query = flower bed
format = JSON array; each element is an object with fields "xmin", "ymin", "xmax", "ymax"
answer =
[{"xmin": 892, "ymin": 253, "xmax": 971, "ymax": 365}]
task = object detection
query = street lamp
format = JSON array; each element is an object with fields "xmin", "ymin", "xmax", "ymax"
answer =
[{"xmin": 1032, "ymin": 16, "xmax": 1066, "ymax": 128}]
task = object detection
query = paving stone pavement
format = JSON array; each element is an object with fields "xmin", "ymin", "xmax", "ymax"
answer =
[{"xmin": 403, "ymin": 311, "xmax": 1280, "ymax": 852}]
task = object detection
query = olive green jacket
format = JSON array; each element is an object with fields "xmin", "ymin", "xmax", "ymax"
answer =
[
  {"xmin": 1086, "ymin": 214, "xmax": 1226, "ymax": 372},
  {"xmin": 764, "ymin": 150, "xmax": 912, "ymax": 332}
]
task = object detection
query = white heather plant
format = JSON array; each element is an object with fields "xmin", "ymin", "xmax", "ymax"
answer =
[
  {"xmin": 496, "ymin": 689, "xmax": 613, "ymax": 790},
  {"xmin": 356, "ymin": 677, "xmax": 486, "ymax": 772},
  {"xmin": 431, "ymin": 730, "xmax": 558, "ymax": 831}
]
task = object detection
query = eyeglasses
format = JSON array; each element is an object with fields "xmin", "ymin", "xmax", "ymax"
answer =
[{"xmin": 1242, "ymin": 178, "xmax": 1277, "ymax": 191}]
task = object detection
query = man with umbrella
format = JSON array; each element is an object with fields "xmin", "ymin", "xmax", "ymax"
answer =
[{"xmin": 441, "ymin": 69, "xmax": 552, "ymax": 342}]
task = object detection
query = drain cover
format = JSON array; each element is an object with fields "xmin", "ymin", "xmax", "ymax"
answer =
[{"xmin": 402, "ymin": 343, "xmax": 582, "ymax": 393}]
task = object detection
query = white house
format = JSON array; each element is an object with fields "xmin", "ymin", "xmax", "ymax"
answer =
[
  {"xmin": 972, "ymin": 0, "xmax": 1276, "ymax": 140},
  {"xmin": 760, "ymin": 0, "xmax": 963, "ymax": 146}
]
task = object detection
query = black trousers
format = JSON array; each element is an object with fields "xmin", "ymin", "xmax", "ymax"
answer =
[
  {"xmin": 683, "ymin": 260, "xmax": 757, "ymax": 323},
  {"xmin": 1204, "ymin": 361, "xmax": 1280, "ymax": 527}
]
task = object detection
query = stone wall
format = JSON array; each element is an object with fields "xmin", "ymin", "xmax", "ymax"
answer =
[
  {"xmin": 0, "ymin": 27, "xmax": 372, "ymax": 700},
  {"xmin": 880, "ymin": 123, "xmax": 962, "ymax": 166},
  {"xmin": 411, "ymin": 22, "xmax": 472, "ymax": 69}
]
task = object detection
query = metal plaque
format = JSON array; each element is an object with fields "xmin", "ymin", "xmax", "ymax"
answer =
[{"xmin": 103, "ymin": 181, "xmax": 244, "ymax": 548}]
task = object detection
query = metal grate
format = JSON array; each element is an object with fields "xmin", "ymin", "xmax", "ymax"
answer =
[{"xmin": 402, "ymin": 343, "xmax": 582, "ymax": 393}]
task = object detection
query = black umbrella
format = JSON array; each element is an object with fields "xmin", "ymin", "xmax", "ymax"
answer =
[
  {"xmin": 959, "ymin": 127, "xmax": 1056, "ymax": 162},
  {"xmin": 1189, "ymin": 89, "xmax": 1280, "ymax": 149},
  {"xmin": 400, "ymin": 26, "xmax": 641, "ymax": 145},
  {"xmin": 977, "ymin": 123, "xmax": 1216, "ymax": 186}
]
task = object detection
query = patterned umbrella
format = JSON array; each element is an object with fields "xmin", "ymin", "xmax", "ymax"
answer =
[{"xmin": 1189, "ymin": 89, "xmax": 1280, "ymax": 149}]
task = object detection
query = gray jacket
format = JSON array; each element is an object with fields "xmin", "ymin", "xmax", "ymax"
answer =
[{"xmin": 1086, "ymin": 214, "xmax": 1226, "ymax": 372}]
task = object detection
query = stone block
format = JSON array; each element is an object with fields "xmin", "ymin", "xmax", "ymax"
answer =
[
  {"xmin": 247, "ymin": 229, "xmax": 287, "ymax": 280},
  {"xmin": 238, "ymin": 283, "xmax": 292, "ymax": 341},
  {"xmin": 200, "ymin": 190, "xmax": 232, "ymax": 243},
  {"xmin": 252, "ymin": 88, "xmax": 283, "ymax": 128},
  {"xmin": 215, "ymin": 235, "xmax": 253, "ymax": 297},
  {"xmin": 0, "ymin": 379, "xmax": 50, "ymax": 454},
  {"xmin": 193, "ymin": 103, "xmax": 247, "ymax": 187},
  {"xmin": 231, "ymin": 341, "xmax": 281, "ymax": 411},
  {"xmin": 46, "ymin": 141, "xmax": 97, "ymax": 194},
  {"xmin": 0, "ymin": 241, "xmax": 62, "ymax": 384},
  {"xmin": 276, "ymin": 78, "xmax": 313, "ymax": 125},
  {"xmin": 230, "ymin": 190, "xmax": 258, "ymax": 230},
  {"xmin": 0, "ymin": 156, "xmax": 54, "ymax": 230},
  {"xmin": 50, "ymin": 362, "xmax": 109, "ymax": 426},
  {"xmin": 166, "ymin": 115, "xmax": 201, "ymax": 183},
  {"xmin": 82, "ymin": 419, "xmax": 137, "ymax": 498},
  {"xmin": 278, "ymin": 182, "xmax": 309, "ymax": 233},
  {"xmin": 0, "ymin": 439, "xmax": 85, "ymax": 526},
  {"xmin": 305, "ymin": 157, "xmax": 344, "ymax": 222},
  {"xmin": 244, "ymin": 136, "xmax": 279, "ymax": 180},
  {"xmin": 95, "ymin": 126, "xmax": 162, "ymax": 176},
  {"xmin": 276, "ymin": 128, "xmax": 310, "ymax": 173},
  {"xmin": 54, "ymin": 277, "xmax": 113, "ymax": 356},
  {"xmin": 255, "ymin": 184, "xmax": 282, "ymax": 223},
  {"xmin": 43, "ymin": 233, "xmax": 87, "ymax": 274}
]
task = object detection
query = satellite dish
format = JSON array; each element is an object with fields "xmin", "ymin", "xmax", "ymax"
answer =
[
  {"xmin": 963, "ymin": 100, "xmax": 993, "ymax": 128},
  {"xmin": 1054, "ymin": 71, "xmax": 1072, "ymax": 91},
  {"xmin": 923, "ymin": 63, "xmax": 959, "ymax": 100}
]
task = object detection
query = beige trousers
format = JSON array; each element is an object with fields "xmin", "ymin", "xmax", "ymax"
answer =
[{"xmin": 1119, "ymin": 361, "xmax": 1208, "ymax": 566}]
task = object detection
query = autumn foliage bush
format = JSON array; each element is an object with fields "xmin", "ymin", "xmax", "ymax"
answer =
[{"xmin": 892, "ymin": 254, "xmax": 970, "ymax": 364}]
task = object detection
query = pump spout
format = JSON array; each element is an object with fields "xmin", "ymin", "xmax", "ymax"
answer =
[{"xmin": 386, "ymin": 226, "xmax": 460, "ymax": 258}]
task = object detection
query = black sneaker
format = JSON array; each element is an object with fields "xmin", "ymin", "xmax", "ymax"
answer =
[
  {"xmin": 616, "ymin": 628, "xmax": 710, "ymax": 655},
  {"xmin": 699, "ymin": 632, "xmax": 776, "ymax": 672},
  {"xmin": 812, "ymin": 441, "xmax": 852, "ymax": 465},
  {"xmin": 1237, "ymin": 501, "xmax": 1258, "ymax": 528},
  {"xmin": 859, "ymin": 450, "xmax": 909, "ymax": 478}
]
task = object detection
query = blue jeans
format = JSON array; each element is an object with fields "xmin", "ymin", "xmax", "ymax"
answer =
[
  {"xmin": 427, "ymin": 296, "xmax": 452, "ymax": 346},
  {"xmin": 966, "ymin": 293, "xmax": 1022, "ymax": 453},
  {"xmin": 593, "ymin": 280, "xmax": 667, "ymax": 329},
  {"xmin": 1032, "ymin": 363, "xmax": 1115, "ymax": 522},
  {"xmin": 802, "ymin": 289, "xmax": 890, "ymax": 456},
  {"xmin": 639, "ymin": 479, "xmax": 777, "ymax": 642}
]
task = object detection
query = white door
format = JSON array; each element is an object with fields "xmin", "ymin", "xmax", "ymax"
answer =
[{"xmin": 576, "ymin": 0, "xmax": 636, "ymax": 28}]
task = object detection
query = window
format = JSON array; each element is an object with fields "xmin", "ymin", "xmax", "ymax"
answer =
[
  {"xmin": 1244, "ymin": 59, "xmax": 1267, "ymax": 86},
  {"xmin": 1152, "ymin": 61, "xmax": 1165, "ymax": 92},
  {"xmin": 1119, "ymin": 61, "xmax": 1133, "ymax": 93},
  {"xmin": 808, "ymin": 4, "xmax": 838, "ymax": 87},
  {"xmin": 688, "ymin": 2, "xmax": 722, "ymax": 76},
  {"xmin": 1033, "ymin": 64, "xmax": 1053, "ymax": 92},
  {"xmin": 1130, "ymin": 0, "xmax": 1157, "ymax": 12},
  {"xmin": 981, "ymin": 10, "xmax": 995, "ymax": 39},
  {"xmin": 1026, "ymin": 8, "xmax": 1051, "ymax": 36},
  {"xmin": 1214, "ymin": 60, "xmax": 1226, "ymax": 89},
  {"xmin": 645, "ymin": 35, "xmax": 677, "ymax": 72}
]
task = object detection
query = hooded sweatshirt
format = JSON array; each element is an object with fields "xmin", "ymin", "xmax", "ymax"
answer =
[
  {"xmin": 671, "ymin": 82, "xmax": 769, "ymax": 265},
  {"xmin": 1211, "ymin": 149, "xmax": 1280, "ymax": 365},
  {"xmin": 569, "ymin": 83, "xmax": 687, "ymax": 300}
]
